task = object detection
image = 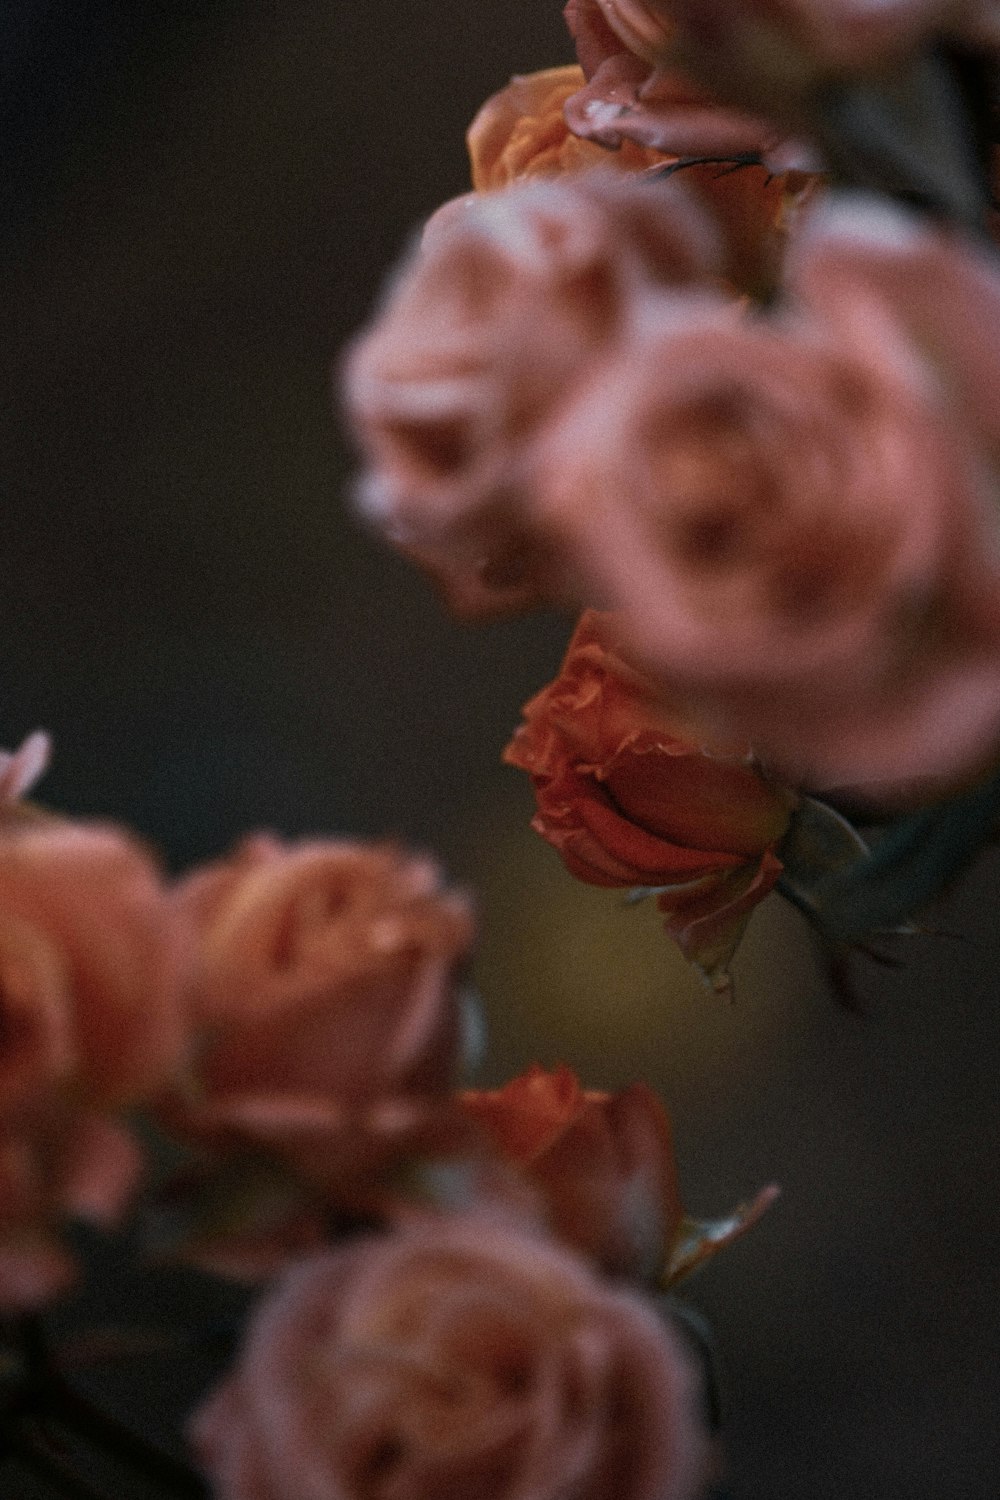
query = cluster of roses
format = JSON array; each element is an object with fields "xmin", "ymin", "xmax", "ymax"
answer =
[
  {"xmin": 345, "ymin": 0, "xmax": 1000, "ymax": 989},
  {"xmin": 0, "ymin": 733, "xmax": 771, "ymax": 1500}
]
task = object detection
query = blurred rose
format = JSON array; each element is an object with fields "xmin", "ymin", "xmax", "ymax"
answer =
[
  {"xmin": 343, "ymin": 171, "xmax": 722, "ymax": 619},
  {"xmin": 466, "ymin": 63, "xmax": 817, "ymax": 301},
  {"xmin": 504, "ymin": 612, "xmax": 791, "ymax": 981},
  {"xmin": 0, "ymin": 820, "xmax": 188, "ymax": 1308},
  {"xmin": 460, "ymin": 1063, "xmax": 682, "ymax": 1278},
  {"xmin": 562, "ymin": 0, "xmax": 803, "ymax": 169},
  {"xmin": 0, "ymin": 731, "xmax": 51, "ymax": 810},
  {"xmin": 656, "ymin": 0, "xmax": 999, "ymax": 82},
  {"xmin": 535, "ymin": 219, "xmax": 1000, "ymax": 800},
  {"xmin": 191, "ymin": 1216, "xmax": 710, "ymax": 1500},
  {"xmin": 0, "ymin": 822, "xmax": 189, "ymax": 1118},
  {"xmin": 167, "ymin": 835, "xmax": 474, "ymax": 1197},
  {"xmin": 0, "ymin": 1111, "xmax": 143, "ymax": 1312},
  {"xmin": 467, "ymin": 65, "xmax": 666, "ymax": 190}
]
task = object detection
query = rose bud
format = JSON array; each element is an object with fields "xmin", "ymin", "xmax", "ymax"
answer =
[
  {"xmin": 343, "ymin": 170, "xmax": 723, "ymax": 620},
  {"xmin": 461, "ymin": 1064, "xmax": 777, "ymax": 1285},
  {"xmin": 0, "ymin": 819, "xmax": 191, "ymax": 1308},
  {"xmin": 190, "ymin": 1215, "xmax": 711, "ymax": 1500},
  {"xmin": 164, "ymin": 835, "xmax": 475, "ymax": 1206},
  {"xmin": 504, "ymin": 612, "xmax": 793, "ymax": 987}
]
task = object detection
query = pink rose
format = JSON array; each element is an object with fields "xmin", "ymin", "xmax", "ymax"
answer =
[
  {"xmin": 343, "ymin": 171, "xmax": 722, "ymax": 619},
  {"xmin": 166, "ymin": 835, "xmax": 475, "ymax": 1196},
  {"xmin": 0, "ymin": 820, "xmax": 190, "ymax": 1308},
  {"xmin": 191, "ymin": 1216, "xmax": 710, "ymax": 1500},
  {"xmin": 535, "ymin": 202, "xmax": 1000, "ymax": 799},
  {"xmin": 562, "ymin": 0, "xmax": 812, "ymax": 171}
]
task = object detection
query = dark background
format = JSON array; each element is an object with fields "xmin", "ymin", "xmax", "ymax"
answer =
[{"xmin": 3, "ymin": 3, "xmax": 1000, "ymax": 1495}]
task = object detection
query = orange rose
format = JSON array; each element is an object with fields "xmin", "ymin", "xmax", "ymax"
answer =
[
  {"xmin": 467, "ymin": 65, "xmax": 667, "ymax": 191},
  {"xmin": 466, "ymin": 63, "xmax": 816, "ymax": 302},
  {"xmin": 167, "ymin": 835, "xmax": 475, "ymax": 1198},
  {"xmin": 460, "ymin": 1064, "xmax": 680, "ymax": 1279},
  {"xmin": 191, "ymin": 1216, "xmax": 710, "ymax": 1500},
  {"xmin": 462, "ymin": 1064, "xmax": 778, "ymax": 1285},
  {"xmin": 0, "ymin": 820, "xmax": 190, "ymax": 1308},
  {"xmin": 504, "ymin": 612, "xmax": 792, "ymax": 984}
]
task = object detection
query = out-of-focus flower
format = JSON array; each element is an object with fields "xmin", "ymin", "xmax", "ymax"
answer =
[
  {"xmin": 466, "ymin": 64, "xmax": 818, "ymax": 301},
  {"xmin": 534, "ymin": 207, "xmax": 1000, "ymax": 802},
  {"xmin": 562, "ymin": 0, "xmax": 808, "ymax": 168},
  {"xmin": 461, "ymin": 1064, "xmax": 681, "ymax": 1279},
  {"xmin": 467, "ymin": 64, "xmax": 667, "ymax": 190},
  {"xmin": 0, "ymin": 820, "xmax": 189, "ymax": 1309},
  {"xmin": 460, "ymin": 1064, "xmax": 777, "ymax": 1283},
  {"xmin": 504, "ymin": 613, "xmax": 792, "ymax": 983},
  {"xmin": 166, "ymin": 835, "xmax": 474, "ymax": 1200},
  {"xmin": 343, "ymin": 171, "xmax": 722, "ymax": 619},
  {"xmin": 0, "ymin": 731, "xmax": 51, "ymax": 809},
  {"xmin": 0, "ymin": 822, "xmax": 189, "ymax": 1118},
  {"xmin": 653, "ymin": 0, "xmax": 999, "ymax": 84},
  {"xmin": 190, "ymin": 1215, "xmax": 711, "ymax": 1500}
]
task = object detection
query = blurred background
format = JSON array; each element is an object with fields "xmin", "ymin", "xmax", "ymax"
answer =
[{"xmin": 3, "ymin": 2, "xmax": 1000, "ymax": 1495}]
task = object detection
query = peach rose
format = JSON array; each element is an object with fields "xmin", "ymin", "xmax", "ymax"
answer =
[
  {"xmin": 534, "ymin": 224, "xmax": 1000, "ymax": 800},
  {"xmin": 562, "ymin": 0, "xmax": 805, "ymax": 168},
  {"xmin": 461, "ymin": 1064, "xmax": 682, "ymax": 1279},
  {"xmin": 462, "ymin": 1065, "xmax": 778, "ymax": 1286},
  {"xmin": 343, "ymin": 171, "xmax": 722, "ymax": 619},
  {"xmin": 190, "ymin": 1216, "xmax": 710, "ymax": 1500},
  {"xmin": 466, "ymin": 64, "xmax": 817, "ymax": 302},
  {"xmin": 167, "ymin": 835, "xmax": 474, "ymax": 1196},
  {"xmin": 467, "ymin": 65, "xmax": 667, "ymax": 191},
  {"xmin": 0, "ymin": 819, "xmax": 189, "ymax": 1308},
  {"xmin": 504, "ymin": 612, "xmax": 792, "ymax": 982}
]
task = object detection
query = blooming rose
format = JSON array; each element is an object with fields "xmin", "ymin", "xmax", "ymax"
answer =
[
  {"xmin": 190, "ymin": 1216, "xmax": 710, "ymax": 1500},
  {"xmin": 0, "ymin": 820, "xmax": 190, "ymax": 1308},
  {"xmin": 166, "ymin": 835, "xmax": 474, "ymax": 1199},
  {"xmin": 343, "ymin": 171, "xmax": 722, "ymax": 619},
  {"xmin": 534, "ymin": 214, "xmax": 1000, "ymax": 801},
  {"xmin": 504, "ymin": 612, "xmax": 792, "ymax": 982}
]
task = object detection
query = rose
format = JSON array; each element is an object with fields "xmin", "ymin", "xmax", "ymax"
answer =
[
  {"xmin": 343, "ymin": 171, "xmax": 723, "ymax": 619},
  {"xmin": 166, "ymin": 835, "xmax": 475, "ymax": 1198},
  {"xmin": 461, "ymin": 1065, "xmax": 779, "ymax": 1286},
  {"xmin": 460, "ymin": 1064, "xmax": 682, "ymax": 1279},
  {"xmin": 464, "ymin": 63, "xmax": 816, "ymax": 303},
  {"xmin": 467, "ymin": 65, "xmax": 667, "ymax": 192},
  {"xmin": 504, "ymin": 612, "xmax": 792, "ymax": 983},
  {"xmin": 533, "ymin": 218, "xmax": 1000, "ymax": 802},
  {"xmin": 0, "ymin": 820, "xmax": 190, "ymax": 1308},
  {"xmin": 561, "ymin": 0, "xmax": 809, "ymax": 172},
  {"xmin": 190, "ymin": 1215, "xmax": 710, "ymax": 1500},
  {"xmin": 0, "ymin": 822, "xmax": 189, "ymax": 1118}
]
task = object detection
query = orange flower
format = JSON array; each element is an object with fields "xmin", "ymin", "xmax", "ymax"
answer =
[
  {"xmin": 467, "ymin": 64, "xmax": 667, "ymax": 191},
  {"xmin": 461, "ymin": 1064, "xmax": 778, "ymax": 1286},
  {"xmin": 0, "ymin": 819, "xmax": 190, "ymax": 1308},
  {"xmin": 166, "ymin": 835, "xmax": 474, "ymax": 1200},
  {"xmin": 504, "ymin": 612, "xmax": 793, "ymax": 985},
  {"xmin": 460, "ymin": 1064, "xmax": 680, "ymax": 1279},
  {"xmin": 191, "ymin": 1216, "xmax": 711, "ymax": 1500}
]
